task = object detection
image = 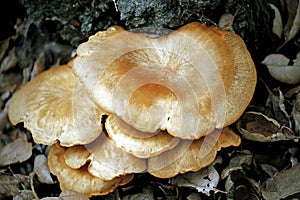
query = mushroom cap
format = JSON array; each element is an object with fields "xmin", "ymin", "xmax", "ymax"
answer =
[
  {"xmin": 63, "ymin": 133, "xmax": 146, "ymax": 181},
  {"xmin": 105, "ymin": 115, "xmax": 180, "ymax": 158},
  {"xmin": 87, "ymin": 133, "xmax": 147, "ymax": 180},
  {"xmin": 73, "ymin": 22, "xmax": 256, "ymax": 139},
  {"xmin": 48, "ymin": 143, "xmax": 133, "ymax": 197},
  {"xmin": 8, "ymin": 62, "xmax": 104, "ymax": 146},
  {"xmin": 147, "ymin": 127, "xmax": 241, "ymax": 178}
]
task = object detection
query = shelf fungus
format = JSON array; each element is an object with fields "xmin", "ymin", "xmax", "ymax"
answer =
[{"xmin": 8, "ymin": 22, "xmax": 256, "ymax": 197}]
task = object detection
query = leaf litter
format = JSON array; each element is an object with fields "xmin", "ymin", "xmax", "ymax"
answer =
[{"xmin": 1, "ymin": 1, "xmax": 300, "ymax": 199}]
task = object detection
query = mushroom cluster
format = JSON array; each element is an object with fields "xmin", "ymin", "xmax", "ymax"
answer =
[{"xmin": 8, "ymin": 22, "xmax": 256, "ymax": 197}]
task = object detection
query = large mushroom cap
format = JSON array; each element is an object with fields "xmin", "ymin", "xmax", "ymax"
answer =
[
  {"xmin": 8, "ymin": 62, "xmax": 104, "ymax": 146},
  {"xmin": 147, "ymin": 127, "xmax": 241, "ymax": 178},
  {"xmin": 48, "ymin": 143, "xmax": 134, "ymax": 197},
  {"xmin": 74, "ymin": 22, "xmax": 256, "ymax": 139}
]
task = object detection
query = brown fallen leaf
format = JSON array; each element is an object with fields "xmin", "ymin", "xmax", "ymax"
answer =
[
  {"xmin": 237, "ymin": 111, "xmax": 299, "ymax": 142},
  {"xmin": 262, "ymin": 162, "xmax": 300, "ymax": 200},
  {"xmin": 0, "ymin": 174, "xmax": 30, "ymax": 198},
  {"xmin": 0, "ymin": 39, "xmax": 10, "ymax": 62},
  {"xmin": 0, "ymin": 48, "xmax": 19, "ymax": 73},
  {"xmin": 0, "ymin": 132, "xmax": 32, "ymax": 167},
  {"xmin": 33, "ymin": 154, "xmax": 54, "ymax": 184}
]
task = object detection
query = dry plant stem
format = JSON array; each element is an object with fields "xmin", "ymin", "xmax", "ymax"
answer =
[{"xmin": 29, "ymin": 172, "xmax": 40, "ymax": 200}]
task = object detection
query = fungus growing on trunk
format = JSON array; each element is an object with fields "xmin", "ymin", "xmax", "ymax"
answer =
[{"xmin": 8, "ymin": 22, "xmax": 256, "ymax": 197}]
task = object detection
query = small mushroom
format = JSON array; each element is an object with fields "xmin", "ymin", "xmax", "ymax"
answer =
[
  {"xmin": 48, "ymin": 143, "xmax": 134, "ymax": 197},
  {"xmin": 8, "ymin": 62, "xmax": 104, "ymax": 146},
  {"xmin": 63, "ymin": 133, "xmax": 146, "ymax": 181}
]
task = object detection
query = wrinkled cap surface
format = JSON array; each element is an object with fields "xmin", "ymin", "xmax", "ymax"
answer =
[
  {"xmin": 63, "ymin": 133, "xmax": 146, "ymax": 180},
  {"xmin": 147, "ymin": 127, "xmax": 241, "ymax": 178},
  {"xmin": 74, "ymin": 22, "xmax": 256, "ymax": 139},
  {"xmin": 8, "ymin": 62, "xmax": 104, "ymax": 146},
  {"xmin": 48, "ymin": 143, "xmax": 134, "ymax": 197}
]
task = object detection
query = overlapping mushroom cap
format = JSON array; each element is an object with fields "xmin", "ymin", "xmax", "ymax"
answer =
[
  {"xmin": 8, "ymin": 22, "xmax": 256, "ymax": 197},
  {"xmin": 48, "ymin": 143, "xmax": 134, "ymax": 197},
  {"xmin": 8, "ymin": 62, "xmax": 104, "ymax": 146},
  {"xmin": 74, "ymin": 22, "xmax": 256, "ymax": 139}
]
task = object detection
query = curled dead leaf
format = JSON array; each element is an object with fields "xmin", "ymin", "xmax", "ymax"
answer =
[
  {"xmin": 269, "ymin": 3, "xmax": 283, "ymax": 38},
  {"xmin": 33, "ymin": 154, "xmax": 54, "ymax": 184},
  {"xmin": 286, "ymin": 0, "xmax": 300, "ymax": 40},
  {"xmin": 169, "ymin": 165, "xmax": 223, "ymax": 196},
  {"xmin": 262, "ymin": 53, "xmax": 300, "ymax": 84},
  {"xmin": 285, "ymin": 86, "xmax": 300, "ymax": 134},
  {"xmin": 237, "ymin": 111, "xmax": 299, "ymax": 142}
]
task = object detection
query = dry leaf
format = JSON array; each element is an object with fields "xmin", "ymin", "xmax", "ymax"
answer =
[
  {"xmin": 269, "ymin": 3, "xmax": 283, "ymax": 38},
  {"xmin": 13, "ymin": 190, "xmax": 35, "ymax": 200},
  {"xmin": 265, "ymin": 87, "xmax": 291, "ymax": 128},
  {"xmin": 40, "ymin": 190, "xmax": 89, "ymax": 200},
  {"xmin": 0, "ymin": 39, "xmax": 10, "ymax": 62},
  {"xmin": 170, "ymin": 165, "xmax": 222, "ymax": 196},
  {"xmin": 0, "ymin": 174, "xmax": 30, "ymax": 198},
  {"xmin": 221, "ymin": 150, "xmax": 253, "ymax": 179},
  {"xmin": 285, "ymin": 85, "xmax": 300, "ymax": 133},
  {"xmin": 286, "ymin": 0, "xmax": 300, "ymax": 40},
  {"xmin": 33, "ymin": 154, "xmax": 54, "ymax": 184},
  {"xmin": 0, "ymin": 48, "xmax": 19, "ymax": 73},
  {"xmin": 0, "ymin": 101, "xmax": 9, "ymax": 131},
  {"xmin": 0, "ymin": 72, "xmax": 22, "ymax": 93},
  {"xmin": 262, "ymin": 162, "xmax": 300, "ymax": 200},
  {"xmin": 123, "ymin": 185, "xmax": 154, "ymax": 200},
  {"xmin": 283, "ymin": 0, "xmax": 299, "ymax": 39},
  {"xmin": 0, "ymin": 133, "xmax": 32, "ymax": 167},
  {"xmin": 30, "ymin": 52, "xmax": 46, "ymax": 79},
  {"xmin": 237, "ymin": 111, "xmax": 299, "ymax": 142},
  {"xmin": 227, "ymin": 171, "xmax": 262, "ymax": 200},
  {"xmin": 262, "ymin": 53, "xmax": 300, "ymax": 84},
  {"xmin": 186, "ymin": 192, "xmax": 201, "ymax": 200},
  {"xmin": 292, "ymin": 93, "xmax": 300, "ymax": 133}
]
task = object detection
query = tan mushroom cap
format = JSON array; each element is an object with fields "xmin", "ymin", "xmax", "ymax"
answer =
[
  {"xmin": 105, "ymin": 115, "xmax": 180, "ymax": 158},
  {"xmin": 48, "ymin": 143, "xmax": 133, "ymax": 197},
  {"xmin": 64, "ymin": 133, "xmax": 146, "ymax": 181},
  {"xmin": 147, "ymin": 127, "xmax": 241, "ymax": 178},
  {"xmin": 73, "ymin": 22, "xmax": 256, "ymax": 140},
  {"xmin": 8, "ymin": 62, "xmax": 104, "ymax": 146}
]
